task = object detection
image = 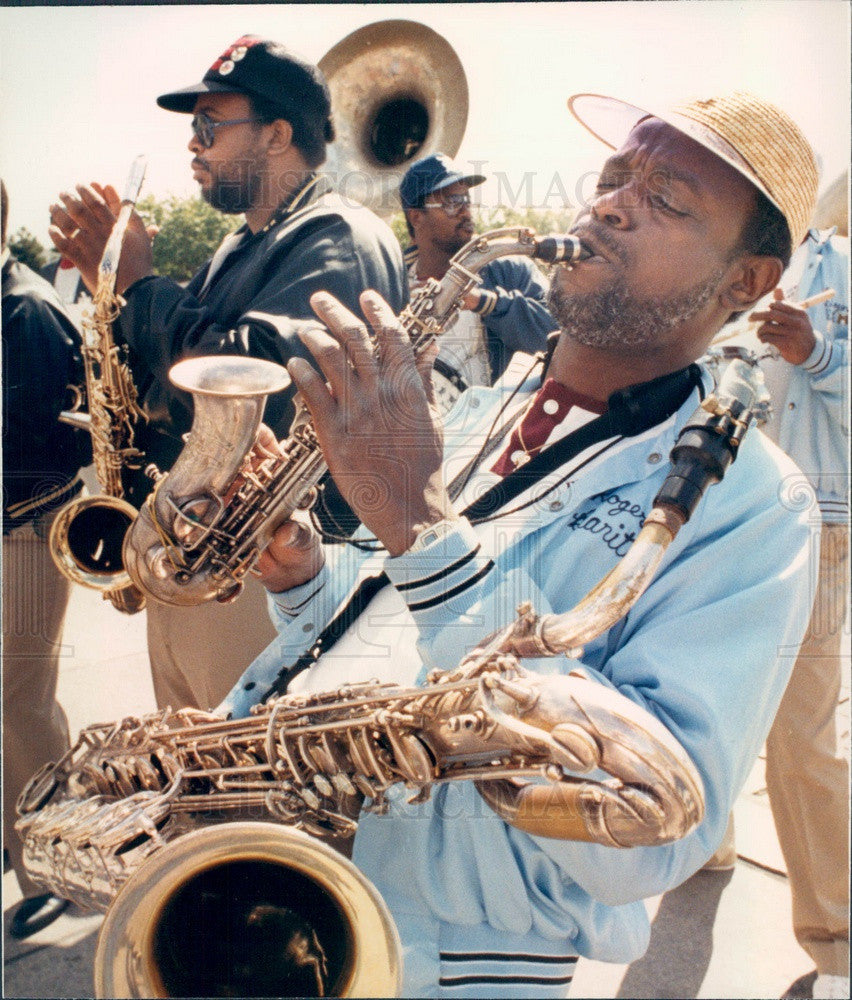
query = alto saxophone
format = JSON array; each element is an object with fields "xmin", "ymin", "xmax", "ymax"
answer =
[
  {"xmin": 122, "ymin": 228, "xmax": 587, "ymax": 607},
  {"xmin": 49, "ymin": 156, "xmax": 148, "ymax": 615}
]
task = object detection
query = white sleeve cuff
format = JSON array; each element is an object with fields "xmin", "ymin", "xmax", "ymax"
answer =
[
  {"xmin": 801, "ymin": 331, "xmax": 832, "ymax": 373},
  {"xmin": 384, "ymin": 517, "xmax": 494, "ymax": 612}
]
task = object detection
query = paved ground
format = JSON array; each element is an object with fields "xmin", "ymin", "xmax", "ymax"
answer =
[{"xmin": 3, "ymin": 560, "xmax": 849, "ymax": 998}]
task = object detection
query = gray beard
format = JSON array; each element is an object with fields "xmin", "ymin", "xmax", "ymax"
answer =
[{"xmin": 547, "ymin": 269, "xmax": 724, "ymax": 349}]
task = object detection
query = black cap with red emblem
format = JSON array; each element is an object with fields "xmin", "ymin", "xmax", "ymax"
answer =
[{"xmin": 157, "ymin": 36, "xmax": 334, "ymax": 144}]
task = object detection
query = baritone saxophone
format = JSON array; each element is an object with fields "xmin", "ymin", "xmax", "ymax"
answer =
[{"xmin": 17, "ymin": 349, "xmax": 770, "ymax": 998}]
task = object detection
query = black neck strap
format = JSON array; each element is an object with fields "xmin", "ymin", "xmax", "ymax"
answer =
[{"xmin": 463, "ymin": 363, "xmax": 703, "ymax": 522}]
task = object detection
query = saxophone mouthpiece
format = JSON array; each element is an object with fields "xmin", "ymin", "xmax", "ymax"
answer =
[{"xmin": 533, "ymin": 235, "xmax": 593, "ymax": 264}]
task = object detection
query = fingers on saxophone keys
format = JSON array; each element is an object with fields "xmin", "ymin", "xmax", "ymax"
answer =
[
  {"xmin": 287, "ymin": 356, "xmax": 336, "ymax": 424},
  {"xmin": 361, "ymin": 289, "xmax": 413, "ymax": 363},
  {"xmin": 309, "ymin": 291, "xmax": 376, "ymax": 380},
  {"xmin": 296, "ymin": 322, "xmax": 355, "ymax": 401}
]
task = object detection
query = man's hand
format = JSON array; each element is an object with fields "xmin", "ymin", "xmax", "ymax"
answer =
[
  {"xmin": 751, "ymin": 287, "xmax": 817, "ymax": 365},
  {"xmin": 287, "ymin": 290, "xmax": 455, "ymax": 556},
  {"xmin": 238, "ymin": 424, "xmax": 325, "ymax": 593},
  {"xmin": 461, "ymin": 288, "xmax": 482, "ymax": 311},
  {"xmin": 254, "ymin": 516, "xmax": 325, "ymax": 594},
  {"xmin": 48, "ymin": 182, "xmax": 154, "ymax": 294}
]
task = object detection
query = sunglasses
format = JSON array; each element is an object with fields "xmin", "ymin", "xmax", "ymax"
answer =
[
  {"xmin": 422, "ymin": 193, "xmax": 473, "ymax": 217},
  {"xmin": 191, "ymin": 112, "xmax": 263, "ymax": 149}
]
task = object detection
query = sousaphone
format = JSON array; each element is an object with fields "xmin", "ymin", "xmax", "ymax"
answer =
[{"xmin": 319, "ymin": 19, "xmax": 469, "ymax": 215}]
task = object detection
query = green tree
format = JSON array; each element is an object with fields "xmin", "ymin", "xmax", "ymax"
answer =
[
  {"xmin": 8, "ymin": 227, "xmax": 47, "ymax": 272},
  {"xmin": 136, "ymin": 194, "xmax": 239, "ymax": 283},
  {"xmin": 474, "ymin": 204, "xmax": 577, "ymax": 237},
  {"xmin": 389, "ymin": 212, "xmax": 412, "ymax": 251}
]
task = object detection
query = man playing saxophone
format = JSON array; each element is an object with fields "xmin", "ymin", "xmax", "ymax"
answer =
[
  {"xmin": 221, "ymin": 91, "xmax": 823, "ymax": 997},
  {"xmin": 46, "ymin": 37, "xmax": 407, "ymax": 714}
]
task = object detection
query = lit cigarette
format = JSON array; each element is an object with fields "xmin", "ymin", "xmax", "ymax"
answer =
[
  {"xmin": 713, "ymin": 287, "xmax": 835, "ymax": 346},
  {"xmin": 796, "ymin": 288, "xmax": 834, "ymax": 310}
]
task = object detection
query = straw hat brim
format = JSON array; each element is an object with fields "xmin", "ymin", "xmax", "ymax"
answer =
[{"xmin": 567, "ymin": 92, "xmax": 784, "ymax": 221}]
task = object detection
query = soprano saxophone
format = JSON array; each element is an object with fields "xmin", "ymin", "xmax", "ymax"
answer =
[
  {"xmin": 122, "ymin": 228, "xmax": 586, "ymax": 607},
  {"xmin": 48, "ymin": 156, "xmax": 148, "ymax": 615}
]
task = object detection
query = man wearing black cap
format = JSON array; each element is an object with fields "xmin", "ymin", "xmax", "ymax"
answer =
[
  {"xmin": 400, "ymin": 154, "xmax": 556, "ymax": 407},
  {"xmin": 48, "ymin": 36, "xmax": 406, "ymax": 713}
]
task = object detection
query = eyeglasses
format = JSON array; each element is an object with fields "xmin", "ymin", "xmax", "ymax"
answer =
[
  {"xmin": 422, "ymin": 193, "xmax": 473, "ymax": 217},
  {"xmin": 191, "ymin": 112, "xmax": 263, "ymax": 149}
]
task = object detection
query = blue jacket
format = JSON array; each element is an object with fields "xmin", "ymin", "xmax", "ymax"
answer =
[
  {"xmin": 222, "ymin": 354, "xmax": 815, "ymax": 994},
  {"xmin": 773, "ymin": 229, "xmax": 848, "ymax": 523}
]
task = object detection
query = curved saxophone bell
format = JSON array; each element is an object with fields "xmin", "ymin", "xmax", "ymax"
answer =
[
  {"xmin": 122, "ymin": 356, "xmax": 292, "ymax": 606},
  {"xmin": 49, "ymin": 495, "xmax": 146, "ymax": 615},
  {"xmin": 94, "ymin": 822, "xmax": 401, "ymax": 999}
]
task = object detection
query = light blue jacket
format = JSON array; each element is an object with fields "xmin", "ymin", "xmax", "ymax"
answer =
[
  {"xmin": 222, "ymin": 356, "xmax": 816, "ymax": 995},
  {"xmin": 773, "ymin": 229, "xmax": 848, "ymax": 523}
]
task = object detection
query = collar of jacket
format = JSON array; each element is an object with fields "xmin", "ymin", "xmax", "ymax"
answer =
[
  {"xmin": 538, "ymin": 331, "xmax": 704, "ymax": 436},
  {"xmin": 807, "ymin": 226, "xmax": 838, "ymax": 251},
  {"xmin": 240, "ymin": 172, "xmax": 331, "ymax": 240}
]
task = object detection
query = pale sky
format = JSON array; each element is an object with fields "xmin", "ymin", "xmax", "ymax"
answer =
[{"xmin": 1, "ymin": 1, "xmax": 849, "ymax": 247}]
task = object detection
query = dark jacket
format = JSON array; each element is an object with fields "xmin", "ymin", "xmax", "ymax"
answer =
[
  {"xmin": 115, "ymin": 175, "xmax": 407, "ymax": 526},
  {"xmin": 404, "ymin": 246, "xmax": 558, "ymax": 382},
  {"xmin": 2, "ymin": 256, "xmax": 87, "ymax": 531}
]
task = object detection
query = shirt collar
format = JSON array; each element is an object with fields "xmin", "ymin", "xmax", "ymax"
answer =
[{"xmin": 540, "ymin": 332, "xmax": 705, "ymax": 435}]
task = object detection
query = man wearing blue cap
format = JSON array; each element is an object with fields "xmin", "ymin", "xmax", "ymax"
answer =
[
  {"xmin": 400, "ymin": 154, "xmax": 556, "ymax": 408},
  {"xmin": 48, "ymin": 37, "xmax": 407, "ymax": 714}
]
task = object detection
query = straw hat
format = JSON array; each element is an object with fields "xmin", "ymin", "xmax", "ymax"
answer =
[{"xmin": 568, "ymin": 92, "xmax": 819, "ymax": 250}]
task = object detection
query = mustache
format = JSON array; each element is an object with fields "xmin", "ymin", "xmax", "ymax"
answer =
[
  {"xmin": 192, "ymin": 157, "xmax": 210, "ymax": 171},
  {"xmin": 570, "ymin": 223, "xmax": 627, "ymax": 264}
]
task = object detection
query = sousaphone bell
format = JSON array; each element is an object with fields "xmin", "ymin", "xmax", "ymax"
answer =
[{"xmin": 319, "ymin": 19, "xmax": 469, "ymax": 215}]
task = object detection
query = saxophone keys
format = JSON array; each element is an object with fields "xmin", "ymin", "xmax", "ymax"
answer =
[
  {"xmin": 331, "ymin": 773, "xmax": 358, "ymax": 796},
  {"xmin": 353, "ymin": 773, "xmax": 379, "ymax": 799},
  {"xmin": 299, "ymin": 786, "xmax": 322, "ymax": 811},
  {"xmin": 313, "ymin": 774, "xmax": 335, "ymax": 798}
]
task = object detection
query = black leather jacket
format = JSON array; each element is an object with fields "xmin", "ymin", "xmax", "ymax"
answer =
[
  {"xmin": 116, "ymin": 175, "xmax": 407, "ymax": 527},
  {"xmin": 2, "ymin": 257, "xmax": 88, "ymax": 531}
]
